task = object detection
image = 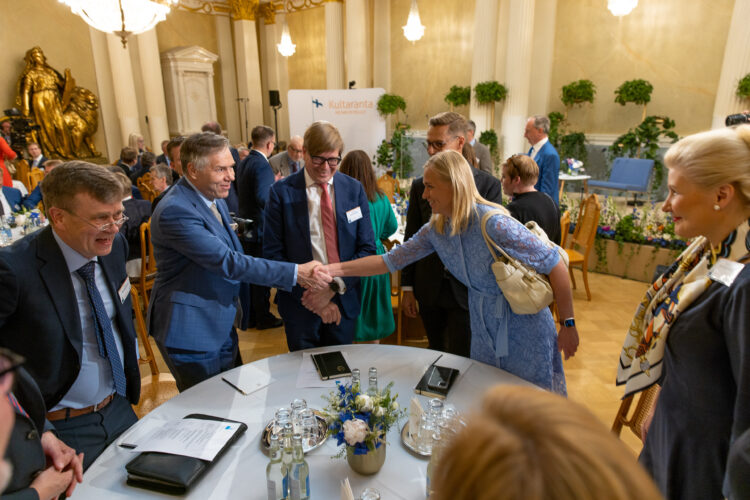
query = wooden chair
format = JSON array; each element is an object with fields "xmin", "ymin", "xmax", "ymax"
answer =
[
  {"xmin": 14, "ymin": 159, "xmax": 31, "ymax": 192},
  {"xmin": 137, "ymin": 173, "xmax": 156, "ymax": 203},
  {"xmin": 611, "ymin": 385, "xmax": 660, "ymax": 444},
  {"xmin": 130, "ymin": 285, "xmax": 179, "ymax": 418},
  {"xmin": 563, "ymin": 194, "xmax": 601, "ymax": 300},
  {"xmin": 377, "ymin": 174, "xmax": 398, "ymax": 203},
  {"xmin": 130, "ymin": 219, "xmax": 157, "ymax": 309},
  {"xmin": 559, "ymin": 210, "xmax": 571, "ymax": 248},
  {"xmin": 28, "ymin": 168, "xmax": 44, "ymax": 191}
]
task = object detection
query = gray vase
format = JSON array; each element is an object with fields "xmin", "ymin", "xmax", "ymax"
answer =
[{"xmin": 346, "ymin": 443, "xmax": 386, "ymax": 475}]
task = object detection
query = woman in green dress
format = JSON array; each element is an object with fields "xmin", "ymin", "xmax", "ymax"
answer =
[{"xmin": 340, "ymin": 151, "xmax": 398, "ymax": 342}]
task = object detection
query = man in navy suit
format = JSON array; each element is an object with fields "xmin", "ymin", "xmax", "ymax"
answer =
[
  {"xmin": 0, "ymin": 162, "xmax": 141, "ymax": 469},
  {"xmin": 236, "ymin": 125, "xmax": 282, "ymax": 330},
  {"xmin": 148, "ymin": 133, "xmax": 330, "ymax": 391},
  {"xmin": 27, "ymin": 142, "xmax": 48, "ymax": 169},
  {"xmin": 265, "ymin": 121, "xmax": 376, "ymax": 351},
  {"xmin": 22, "ymin": 159, "xmax": 62, "ymax": 210},
  {"xmin": 1, "ymin": 186, "xmax": 23, "ymax": 215},
  {"xmin": 524, "ymin": 115, "xmax": 561, "ymax": 206}
]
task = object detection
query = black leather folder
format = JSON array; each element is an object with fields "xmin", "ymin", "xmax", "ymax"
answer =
[{"xmin": 125, "ymin": 414, "xmax": 247, "ymax": 495}]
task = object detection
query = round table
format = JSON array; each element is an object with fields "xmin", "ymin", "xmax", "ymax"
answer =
[{"xmin": 74, "ymin": 344, "xmax": 532, "ymax": 499}]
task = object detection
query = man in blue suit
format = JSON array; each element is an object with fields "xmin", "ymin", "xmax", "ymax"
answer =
[
  {"xmin": 1, "ymin": 186, "xmax": 24, "ymax": 215},
  {"xmin": 264, "ymin": 121, "xmax": 376, "ymax": 351},
  {"xmin": 148, "ymin": 133, "xmax": 329, "ymax": 391},
  {"xmin": 524, "ymin": 115, "xmax": 561, "ymax": 206}
]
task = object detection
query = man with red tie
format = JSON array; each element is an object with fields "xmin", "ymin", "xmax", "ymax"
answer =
[{"xmin": 264, "ymin": 121, "xmax": 376, "ymax": 350}]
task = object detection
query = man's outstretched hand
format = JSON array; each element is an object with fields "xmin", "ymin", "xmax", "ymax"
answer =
[{"xmin": 297, "ymin": 261, "xmax": 332, "ymax": 290}]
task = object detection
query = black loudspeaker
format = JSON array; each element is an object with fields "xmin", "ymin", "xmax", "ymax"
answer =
[{"xmin": 269, "ymin": 90, "xmax": 280, "ymax": 107}]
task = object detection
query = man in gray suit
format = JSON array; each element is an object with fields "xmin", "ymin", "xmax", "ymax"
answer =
[
  {"xmin": 467, "ymin": 120, "xmax": 494, "ymax": 174},
  {"xmin": 269, "ymin": 135, "xmax": 304, "ymax": 179}
]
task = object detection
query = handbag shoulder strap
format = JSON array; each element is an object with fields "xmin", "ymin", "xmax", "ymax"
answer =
[{"xmin": 480, "ymin": 210, "xmax": 514, "ymax": 263}]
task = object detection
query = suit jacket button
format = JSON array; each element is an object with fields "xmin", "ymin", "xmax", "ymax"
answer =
[{"xmin": 26, "ymin": 429, "xmax": 38, "ymax": 440}]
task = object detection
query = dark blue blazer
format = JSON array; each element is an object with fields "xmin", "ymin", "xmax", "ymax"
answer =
[
  {"xmin": 2, "ymin": 186, "xmax": 23, "ymax": 213},
  {"xmin": 21, "ymin": 185, "xmax": 41, "ymax": 210},
  {"xmin": 225, "ymin": 147, "xmax": 241, "ymax": 215},
  {"xmin": 148, "ymin": 178, "xmax": 296, "ymax": 352},
  {"xmin": 530, "ymin": 141, "xmax": 560, "ymax": 206},
  {"xmin": 0, "ymin": 228, "xmax": 141, "ymax": 408},
  {"xmin": 236, "ymin": 150, "xmax": 275, "ymax": 243},
  {"xmin": 121, "ymin": 197, "xmax": 152, "ymax": 261},
  {"xmin": 263, "ymin": 170, "xmax": 376, "ymax": 318}
]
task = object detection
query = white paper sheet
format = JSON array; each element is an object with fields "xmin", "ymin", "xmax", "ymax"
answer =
[
  {"xmin": 117, "ymin": 418, "xmax": 166, "ymax": 449},
  {"xmin": 221, "ymin": 363, "xmax": 274, "ymax": 395},
  {"xmin": 131, "ymin": 418, "xmax": 243, "ymax": 461},
  {"xmin": 295, "ymin": 351, "xmax": 354, "ymax": 388}
]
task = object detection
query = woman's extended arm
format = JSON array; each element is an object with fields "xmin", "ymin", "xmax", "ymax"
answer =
[
  {"xmin": 320, "ymin": 255, "xmax": 388, "ymax": 278},
  {"xmin": 548, "ymin": 259, "xmax": 579, "ymax": 359}
]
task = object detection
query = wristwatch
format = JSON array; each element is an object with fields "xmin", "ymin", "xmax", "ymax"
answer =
[
  {"xmin": 562, "ymin": 317, "xmax": 575, "ymax": 328},
  {"xmin": 329, "ymin": 278, "xmax": 346, "ymax": 295}
]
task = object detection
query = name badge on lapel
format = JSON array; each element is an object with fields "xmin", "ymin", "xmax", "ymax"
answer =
[
  {"xmin": 708, "ymin": 258, "xmax": 744, "ymax": 287},
  {"xmin": 346, "ymin": 207, "xmax": 363, "ymax": 223},
  {"xmin": 118, "ymin": 277, "xmax": 131, "ymax": 304}
]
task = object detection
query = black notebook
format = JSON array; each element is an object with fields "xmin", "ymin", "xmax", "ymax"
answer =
[
  {"xmin": 311, "ymin": 351, "xmax": 351, "ymax": 380},
  {"xmin": 125, "ymin": 414, "xmax": 247, "ymax": 495},
  {"xmin": 414, "ymin": 364, "xmax": 460, "ymax": 399}
]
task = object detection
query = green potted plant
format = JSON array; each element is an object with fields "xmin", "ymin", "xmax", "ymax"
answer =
[
  {"xmin": 561, "ymin": 79, "xmax": 596, "ymax": 109},
  {"xmin": 474, "ymin": 81, "xmax": 508, "ymax": 127},
  {"xmin": 444, "ymin": 85, "xmax": 471, "ymax": 111},
  {"xmin": 478, "ymin": 129, "xmax": 500, "ymax": 173},
  {"xmin": 614, "ymin": 79, "xmax": 654, "ymax": 121},
  {"xmin": 737, "ymin": 73, "xmax": 750, "ymax": 101}
]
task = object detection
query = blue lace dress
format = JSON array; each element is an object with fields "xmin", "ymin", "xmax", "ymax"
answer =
[{"xmin": 383, "ymin": 203, "xmax": 566, "ymax": 395}]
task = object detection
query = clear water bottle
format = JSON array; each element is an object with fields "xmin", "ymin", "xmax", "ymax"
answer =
[
  {"xmin": 351, "ymin": 368, "xmax": 360, "ymax": 389},
  {"xmin": 367, "ymin": 367, "xmax": 378, "ymax": 396},
  {"xmin": 288, "ymin": 434, "xmax": 310, "ymax": 500},
  {"xmin": 280, "ymin": 424, "xmax": 294, "ymax": 498},
  {"xmin": 0, "ymin": 216, "xmax": 12, "ymax": 246},
  {"xmin": 266, "ymin": 434, "xmax": 287, "ymax": 500}
]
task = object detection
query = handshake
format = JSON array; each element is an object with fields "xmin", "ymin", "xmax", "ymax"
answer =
[{"xmin": 295, "ymin": 262, "xmax": 341, "ymax": 325}]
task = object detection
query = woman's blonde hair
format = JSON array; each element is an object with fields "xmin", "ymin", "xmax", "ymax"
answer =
[
  {"xmin": 128, "ymin": 133, "xmax": 144, "ymax": 151},
  {"xmin": 426, "ymin": 150, "xmax": 504, "ymax": 236},
  {"xmin": 431, "ymin": 386, "xmax": 662, "ymax": 500},
  {"xmin": 664, "ymin": 124, "xmax": 750, "ymax": 206}
]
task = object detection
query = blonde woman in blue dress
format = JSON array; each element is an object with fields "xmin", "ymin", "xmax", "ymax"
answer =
[{"xmin": 317, "ymin": 150, "xmax": 578, "ymax": 394}]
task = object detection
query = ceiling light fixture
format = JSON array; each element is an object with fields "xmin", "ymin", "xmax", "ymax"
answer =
[
  {"xmin": 402, "ymin": 0, "xmax": 425, "ymax": 43},
  {"xmin": 607, "ymin": 0, "xmax": 638, "ymax": 17}
]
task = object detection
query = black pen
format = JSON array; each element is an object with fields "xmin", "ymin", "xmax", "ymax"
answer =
[{"xmin": 222, "ymin": 377, "xmax": 248, "ymax": 395}]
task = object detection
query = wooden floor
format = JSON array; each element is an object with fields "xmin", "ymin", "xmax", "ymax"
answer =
[{"xmin": 142, "ymin": 269, "xmax": 646, "ymax": 454}]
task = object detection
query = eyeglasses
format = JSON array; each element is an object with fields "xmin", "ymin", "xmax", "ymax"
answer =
[
  {"xmin": 64, "ymin": 209, "xmax": 128, "ymax": 232},
  {"xmin": 0, "ymin": 348, "xmax": 24, "ymax": 381},
  {"xmin": 288, "ymin": 146, "xmax": 303, "ymax": 154},
  {"xmin": 310, "ymin": 155, "xmax": 342, "ymax": 167},
  {"xmin": 424, "ymin": 136, "xmax": 458, "ymax": 152}
]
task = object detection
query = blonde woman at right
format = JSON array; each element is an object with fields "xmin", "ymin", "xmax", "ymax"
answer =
[{"xmin": 430, "ymin": 385, "xmax": 662, "ymax": 500}]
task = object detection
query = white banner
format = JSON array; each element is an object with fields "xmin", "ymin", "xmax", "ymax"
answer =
[{"xmin": 287, "ymin": 88, "xmax": 386, "ymax": 160}]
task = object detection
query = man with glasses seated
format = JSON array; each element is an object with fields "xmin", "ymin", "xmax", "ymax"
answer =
[
  {"xmin": 402, "ymin": 112, "xmax": 503, "ymax": 357},
  {"xmin": 0, "ymin": 162, "xmax": 141, "ymax": 470},
  {"xmin": 264, "ymin": 121, "xmax": 376, "ymax": 351},
  {"xmin": 269, "ymin": 135, "xmax": 305, "ymax": 180}
]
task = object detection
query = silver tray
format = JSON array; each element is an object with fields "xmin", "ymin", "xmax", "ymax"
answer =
[
  {"xmin": 261, "ymin": 411, "xmax": 328, "ymax": 455},
  {"xmin": 401, "ymin": 422, "xmax": 430, "ymax": 458}
]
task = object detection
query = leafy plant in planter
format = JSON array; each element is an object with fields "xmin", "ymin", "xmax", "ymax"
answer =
[
  {"xmin": 561, "ymin": 79, "xmax": 596, "ymax": 109},
  {"xmin": 548, "ymin": 111, "xmax": 565, "ymax": 148},
  {"xmin": 608, "ymin": 115, "xmax": 679, "ymax": 191},
  {"xmin": 374, "ymin": 123, "xmax": 414, "ymax": 179},
  {"xmin": 614, "ymin": 79, "xmax": 653, "ymax": 121},
  {"xmin": 474, "ymin": 81, "xmax": 508, "ymax": 126},
  {"xmin": 478, "ymin": 129, "xmax": 500, "ymax": 171},
  {"xmin": 559, "ymin": 132, "xmax": 588, "ymax": 168},
  {"xmin": 376, "ymin": 93, "xmax": 406, "ymax": 120},
  {"xmin": 374, "ymin": 140, "xmax": 393, "ymax": 171},
  {"xmin": 737, "ymin": 73, "xmax": 750, "ymax": 100},
  {"xmin": 444, "ymin": 85, "xmax": 471, "ymax": 110}
]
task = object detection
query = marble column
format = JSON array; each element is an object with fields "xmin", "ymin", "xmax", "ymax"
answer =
[
  {"xmin": 88, "ymin": 27, "xmax": 121, "ymax": 160},
  {"xmin": 711, "ymin": 0, "xmax": 750, "ymax": 129},
  {"xmin": 372, "ymin": 0, "xmax": 391, "ymax": 90},
  {"xmin": 345, "ymin": 0, "xmax": 369, "ymax": 88},
  {"xmin": 325, "ymin": 0, "xmax": 345, "ymax": 89},
  {"xmin": 233, "ymin": 17, "xmax": 264, "ymax": 143},
  {"xmin": 136, "ymin": 29, "xmax": 170, "ymax": 149},
  {"xmin": 500, "ymin": 0, "xmax": 535, "ymax": 158},
  {"xmin": 106, "ymin": 33, "xmax": 142, "ymax": 146},
  {"xmin": 469, "ymin": 0, "xmax": 500, "ymax": 135},
  {"xmin": 527, "ymin": 0, "xmax": 557, "ymax": 115},
  {"xmin": 215, "ymin": 15, "xmax": 241, "ymax": 144},
  {"xmin": 263, "ymin": 13, "xmax": 291, "ymax": 140}
]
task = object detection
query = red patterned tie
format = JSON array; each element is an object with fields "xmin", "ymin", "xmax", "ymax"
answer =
[{"xmin": 319, "ymin": 183, "xmax": 340, "ymax": 264}]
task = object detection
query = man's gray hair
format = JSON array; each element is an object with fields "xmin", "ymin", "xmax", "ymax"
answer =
[
  {"xmin": 531, "ymin": 115, "xmax": 551, "ymax": 135},
  {"xmin": 181, "ymin": 132, "xmax": 229, "ymax": 172},
  {"xmin": 467, "ymin": 120, "xmax": 477, "ymax": 133}
]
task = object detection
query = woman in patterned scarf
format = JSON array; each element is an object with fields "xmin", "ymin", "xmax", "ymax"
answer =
[{"xmin": 616, "ymin": 125, "xmax": 750, "ymax": 499}]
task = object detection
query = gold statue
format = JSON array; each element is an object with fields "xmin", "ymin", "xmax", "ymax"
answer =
[{"xmin": 16, "ymin": 46, "xmax": 100, "ymax": 159}]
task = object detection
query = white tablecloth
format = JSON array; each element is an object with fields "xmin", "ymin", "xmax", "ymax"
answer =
[
  {"xmin": 11, "ymin": 180, "xmax": 27, "ymax": 195},
  {"xmin": 74, "ymin": 344, "xmax": 532, "ymax": 499}
]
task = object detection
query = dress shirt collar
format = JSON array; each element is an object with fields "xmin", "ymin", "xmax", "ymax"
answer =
[
  {"xmin": 251, "ymin": 148, "xmax": 268, "ymax": 160},
  {"xmin": 52, "ymin": 228, "xmax": 96, "ymax": 273},
  {"xmin": 304, "ymin": 168, "xmax": 334, "ymax": 189},
  {"xmin": 470, "ymin": 138, "xmax": 476, "ymax": 146},
  {"xmin": 531, "ymin": 137, "xmax": 548, "ymax": 152}
]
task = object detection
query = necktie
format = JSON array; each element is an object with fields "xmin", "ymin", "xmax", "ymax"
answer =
[
  {"xmin": 76, "ymin": 261, "xmax": 127, "ymax": 396},
  {"xmin": 0, "ymin": 200, "xmax": 4, "ymax": 216},
  {"xmin": 319, "ymin": 183, "xmax": 339, "ymax": 264},
  {"xmin": 7, "ymin": 393, "xmax": 28, "ymax": 418},
  {"xmin": 210, "ymin": 202, "xmax": 223, "ymax": 224},
  {"xmin": 291, "ymin": 161, "xmax": 298, "ymax": 173}
]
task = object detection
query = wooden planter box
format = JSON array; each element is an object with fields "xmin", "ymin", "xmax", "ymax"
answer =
[{"xmin": 586, "ymin": 238, "xmax": 681, "ymax": 283}]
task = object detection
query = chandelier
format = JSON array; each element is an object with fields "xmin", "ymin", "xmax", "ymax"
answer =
[
  {"xmin": 58, "ymin": 0, "xmax": 177, "ymax": 47},
  {"xmin": 607, "ymin": 0, "xmax": 638, "ymax": 17},
  {"xmin": 402, "ymin": 0, "xmax": 425, "ymax": 43},
  {"xmin": 277, "ymin": 19, "xmax": 296, "ymax": 57}
]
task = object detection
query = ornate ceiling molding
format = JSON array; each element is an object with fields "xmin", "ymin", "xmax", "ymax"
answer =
[{"xmin": 174, "ymin": 0, "xmax": 334, "ymax": 19}]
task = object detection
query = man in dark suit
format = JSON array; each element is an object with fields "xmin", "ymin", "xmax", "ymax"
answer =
[
  {"xmin": 269, "ymin": 135, "xmax": 304, "ymax": 179},
  {"xmin": 110, "ymin": 171, "xmax": 151, "ymax": 263},
  {"xmin": 0, "ymin": 186, "xmax": 24, "ymax": 215},
  {"xmin": 0, "ymin": 162, "xmax": 141, "ymax": 469},
  {"xmin": 22, "ymin": 159, "xmax": 62, "ymax": 210},
  {"xmin": 152, "ymin": 136, "xmax": 184, "ymax": 211},
  {"xmin": 467, "ymin": 120, "xmax": 494, "ymax": 174},
  {"xmin": 524, "ymin": 114, "xmax": 561, "ymax": 206},
  {"xmin": 117, "ymin": 147, "xmax": 138, "ymax": 178},
  {"xmin": 236, "ymin": 125, "xmax": 282, "ymax": 330},
  {"xmin": 26, "ymin": 142, "xmax": 48, "ymax": 169},
  {"xmin": 402, "ymin": 112, "xmax": 503, "ymax": 356},
  {"xmin": 129, "ymin": 151, "xmax": 156, "ymax": 185},
  {"xmin": 2, "ymin": 358, "xmax": 84, "ymax": 499},
  {"xmin": 265, "ymin": 121, "xmax": 376, "ymax": 351},
  {"xmin": 148, "ymin": 133, "xmax": 329, "ymax": 391},
  {"xmin": 155, "ymin": 139, "xmax": 170, "ymax": 167}
]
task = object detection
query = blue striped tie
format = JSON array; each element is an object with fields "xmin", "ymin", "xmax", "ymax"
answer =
[{"xmin": 76, "ymin": 261, "xmax": 127, "ymax": 396}]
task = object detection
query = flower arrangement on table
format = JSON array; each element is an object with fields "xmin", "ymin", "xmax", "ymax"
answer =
[
  {"xmin": 563, "ymin": 157, "xmax": 585, "ymax": 175},
  {"xmin": 321, "ymin": 381, "xmax": 406, "ymax": 458},
  {"xmin": 392, "ymin": 191, "xmax": 409, "ymax": 219}
]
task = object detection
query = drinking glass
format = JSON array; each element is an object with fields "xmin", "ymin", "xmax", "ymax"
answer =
[
  {"xmin": 351, "ymin": 368, "xmax": 360, "ymax": 387},
  {"xmin": 417, "ymin": 414, "xmax": 436, "ymax": 454},
  {"xmin": 273, "ymin": 408, "xmax": 291, "ymax": 438},
  {"xmin": 300, "ymin": 410, "xmax": 318, "ymax": 449},
  {"xmin": 360, "ymin": 487, "xmax": 381, "ymax": 500},
  {"xmin": 291, "ymin": 398, "xmax": 307, "ymax": 433}
]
